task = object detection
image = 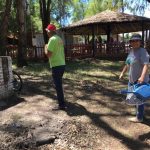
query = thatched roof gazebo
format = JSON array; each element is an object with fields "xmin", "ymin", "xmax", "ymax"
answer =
[
  {"xmin": 62, "ymin": 10, "xmax": 150, "ymax": 35},
  {"xmin": 61, "ymin": 10, "xmax": 150, "ymax": 59}
]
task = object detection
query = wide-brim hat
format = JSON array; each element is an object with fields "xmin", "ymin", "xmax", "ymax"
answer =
[
  {"xmin": 130, "ymin": 34, "xmax": 142, "ymax": 41},
  {"xmin": 45, "ymin": 24, "xmax": 56, "ymax": 32}
]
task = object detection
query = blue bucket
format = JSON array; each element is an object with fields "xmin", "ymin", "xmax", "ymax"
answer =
[
  {"xmin": 133, "ymin": 83, "xmax": 150, "ymax": 100},
  {"xmin": 120, "ymin": 83, "xmax": 150, "ymax": 105}
]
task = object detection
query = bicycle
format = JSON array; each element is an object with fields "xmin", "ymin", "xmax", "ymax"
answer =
[{"xmin": 12, "ymin": 70, "xmax": 23, "ymax": 93}]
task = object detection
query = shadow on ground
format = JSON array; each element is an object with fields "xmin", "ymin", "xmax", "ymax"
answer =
[
  {"xmin": 0, "ymin": 96, "xmax": 26, "ymax": 111},
  {"xmin": 65, "ymin": 101, "xmax": 150, "ymax": 150},
  {"xmin": 10, "ymin": 60, "xmax": 150, "ymax": 149}
]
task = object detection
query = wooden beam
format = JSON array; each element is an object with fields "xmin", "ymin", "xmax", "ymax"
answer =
[
  {"xmin": 92, "ymin": 25, "xmax": 95, "ymax": 57},
  {"xmin": 106, "ymin": 25, "xmax": 111, "ymax": 43},
  {"xmin": 141, "ymin": 21, "xmax": 144, "ymax": 46}
]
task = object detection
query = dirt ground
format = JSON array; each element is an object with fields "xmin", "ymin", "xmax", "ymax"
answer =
[{"xmin": 0, "ymin": 62, "xmax": 150, "ymax": 150}]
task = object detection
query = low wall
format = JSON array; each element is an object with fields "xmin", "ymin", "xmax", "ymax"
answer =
[{"xmin": 0, "ymin": 56, "xmax": 14, "ymax": 100}]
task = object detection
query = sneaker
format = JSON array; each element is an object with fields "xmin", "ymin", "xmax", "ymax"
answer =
[
  {"xmin": 125, "ymin": 93, "xmax": 145, "ymax": 105},
  {"xmin": 128, "ymin": 117, "xmax": 143, "ymax": 123},
  {"xmin": 59, "ymin": 105, "xmax": 67, "ymax": 110},
  {"xmin": 52, "ymin": 105, "xmax": 67, "ymax": 111}
]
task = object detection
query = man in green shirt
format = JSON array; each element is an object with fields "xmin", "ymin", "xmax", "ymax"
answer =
[{"xmin": 45, "ymin": 24, "xmax": 66, "ymax": 110}]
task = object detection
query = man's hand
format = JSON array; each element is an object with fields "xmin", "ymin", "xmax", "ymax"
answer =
[
  {"xmin": 44, "ymin": 44, "xmax": 52, "ymax": 58},
  {"xmin": 47, "ymin": 51, "xmax": 52, "ymax": 58}
]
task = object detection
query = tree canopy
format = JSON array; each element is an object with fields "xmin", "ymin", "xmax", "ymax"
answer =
[
  {"xmin": 69, "ymin": 0, "xmax": 150, "ymax": 23},
  {"xmin": 126, "ymin": 0, "xmax": 150, "ymax": 16},
  {"xmin": 1, "ymin": 0, "xmax": 149, "ymax": 34}
]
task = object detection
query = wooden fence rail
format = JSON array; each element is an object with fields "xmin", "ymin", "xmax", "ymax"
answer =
[
  {"xmin": 5, "ymin": 45, "xmax": 46, "ymax": 60},
  {"xmin": 4, "ymin": 42, "xmax": 135, "ymax": 60},
  {"xmin": 65, "ymin": 42, "xmax": 130, "ymax": 60}
]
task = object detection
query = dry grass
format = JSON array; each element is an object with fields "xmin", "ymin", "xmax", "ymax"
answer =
[{"xmin": 1, "ymin": 59, "xmax": 150, "ymax": 150}]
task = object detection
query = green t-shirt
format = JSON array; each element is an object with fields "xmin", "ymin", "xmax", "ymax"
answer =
[{"xmin": 47, "ymin": 35, "xmax": 65, "ymax": 68}]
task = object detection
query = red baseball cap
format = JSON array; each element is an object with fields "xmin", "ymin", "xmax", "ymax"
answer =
[{"xmin": 45, "ymin": 24, "xmax": 56, "ymax": 32}]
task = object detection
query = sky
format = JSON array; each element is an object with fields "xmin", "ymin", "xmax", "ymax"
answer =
[
  {"xmin": 124, "ymin": 6, "xmax": 150, "ymax": 18},
  {"xmin": 84, "ymin": 0, "xmax": 150, "ymax": 18},
  {"xmin": 66, "ymin": 0, "xmax": 150, "ymax": 25},
  {"xmin": 144, "ymin": 7, "xmax": 150, "ymax": 18},
  {"xmin": 121, "ymin": 0, "xmax": 150, "ymax": 18}
]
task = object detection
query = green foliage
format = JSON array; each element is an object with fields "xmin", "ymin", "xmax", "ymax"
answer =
[
  {"xmin": 125, "ymin": 0, "xmax": 149, "ymax": 16},
  {"xmin": 29, "ymin": 0, "xmax": 72, "ymax": 30},
  {"xmin": 0, "ymin": 0, "xmax": 5, "ymax": 14},
  {"xmin": 0, "ymin": 0, "xmax": 42, "ymax": 34},
  {"xmin": 69, "ymin": 0, "xmax": 149, "ymax": 23},
  {"xmin": 0, "ymin": 0, "xmax": 5, "ymax": 7},
  {"xmin": 8, "ymin": 3, "xmax": 17, "ymax": 33},
  {"xmin": 68, "ymin": 0, "xmax": 127, "ymax": 22},
  {"xmin": 85, "ymin": 0, "xmax": 125, "ymax": 17},
  {"xmin": 0, "ymin": 0, "xmax": 5, "ymax": 20},
  {"xmin": 85, "ymin": 0, "xmax": 103, "ymax": 17},
  {"xmin": 1, "ymin": 0, "xmax": 149, "ymax": 35},
  {"xmin": 28, "ymin": 1, "xmax": 42, "ymax": 32},
  {"xmin": 50, "ymin": 0, "xmax": 72, "ymax": 27},
  {"xmin": 70, "ymin": 0, "xmax": 88, "ymax": 22}
]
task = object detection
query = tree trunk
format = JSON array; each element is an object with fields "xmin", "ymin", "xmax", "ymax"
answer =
[
  {"xmin": 16, "ymin": 0, "xmax": 28, "ymax": 67},
  {"xmin": 121, "ymin": 0, "xmax": 124, "ymax": 12},
  {"xmin": 39, "ymin": 0, "xmax": 51, "ymax": 44},
  {"xmin": 0, "ymin": 0, "xmax": 12, "ymax": 56}
]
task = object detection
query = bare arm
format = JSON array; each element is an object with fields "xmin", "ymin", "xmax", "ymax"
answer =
[
  {"xmin": 44, "ymin": 44, "xmax": 48, "ymax": 55},
  {"xmin": 119, "ymin": 65, "xmax": 128, "ymax": 79},
  {"xmin": 138, "ymin": 64, "xmax": 149, "ymax": 83}
]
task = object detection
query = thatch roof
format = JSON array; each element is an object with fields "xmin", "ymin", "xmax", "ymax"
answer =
[{"xmin": 62, "ymin": 10, "xmax": 150, "ymax": 35}]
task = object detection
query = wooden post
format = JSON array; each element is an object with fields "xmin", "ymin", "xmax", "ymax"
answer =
[
  {"xmin": 106, "ymin": 25, "xmax": 111, "ymax": 43},
  {"xmin": 64, "ymin": 33, "xmax": 68, "ymax": 58},
  {"xmin": 88, "ymin": 35, "xmax": 90, "ymax": 43},
  {"xmin": 146, "ymin": 30, "xmax": 148, "ymax": 41},
  {"xmin": 92, "ymin": 25, "xmax": 95, "ymax": 57},
  {"xmin": 106, "ymin": 25, "xmax": 111, "ymax": 53},
  {"xmin": 141, "ymin": 21, "xmax": 144, "ymax": 46}
]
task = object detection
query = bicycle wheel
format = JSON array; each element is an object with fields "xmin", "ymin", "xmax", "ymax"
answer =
[{"xmin": 12, "ymin": 70, "xmax": 23, "ymax": 92}]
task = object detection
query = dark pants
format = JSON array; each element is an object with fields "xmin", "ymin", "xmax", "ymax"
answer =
[
  {"xmin": 52, "ymin": 65, "xmax": 65, "ymax": 107},
  {"xmin": 136, "ymin": 104, "xmax": 144, "ymax": 120}
]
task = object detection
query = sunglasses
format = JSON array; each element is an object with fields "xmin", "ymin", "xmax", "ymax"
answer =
[{"xmin": 130, "ymin": 40, "xmax": 140, "ymax": 42}]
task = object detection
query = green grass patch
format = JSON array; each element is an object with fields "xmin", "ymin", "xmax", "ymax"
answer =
[{"xmin": 12, "ymin": 59, "xmax": 127, "ymax": 86}]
